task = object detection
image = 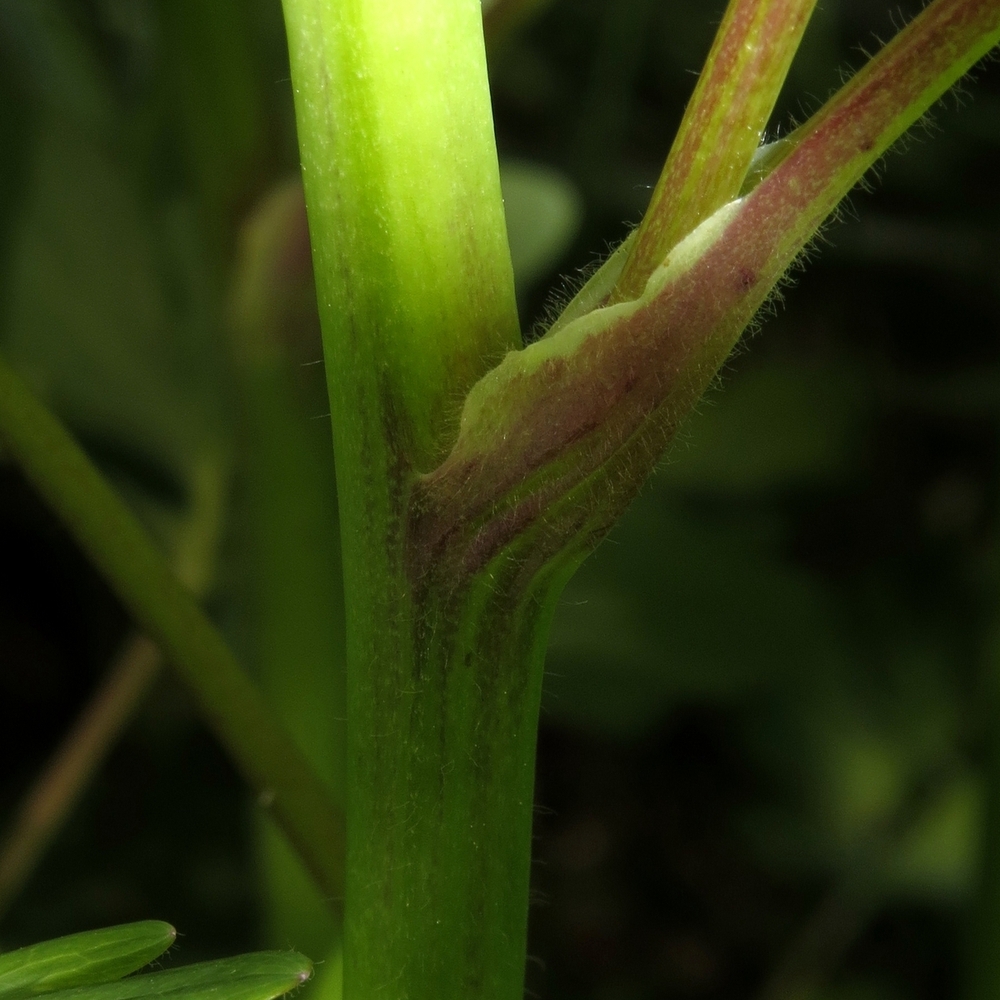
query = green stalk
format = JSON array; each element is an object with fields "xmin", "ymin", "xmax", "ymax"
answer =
[
  {"xmin": 279, "ymin": 1, "xmax": 526, "ymax": 997},
  {"xmin": 0, "ymin": 352, "xmax": 344, "ymax": 908},
  {"xmin": 409, "ymin": 22, "xmax": 1000, "ymax": 987},
  {"xmin": 281, "ymin": 0, "xmax": 519, "ymax": 472},
  {"xmin": 610, "ymin": 0, "xmax": 818, "ymax": 303}
]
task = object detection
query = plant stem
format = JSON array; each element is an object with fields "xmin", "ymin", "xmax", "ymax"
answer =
[
  {"xmin": 0, "ymin": 353, "xmax": 345, "ymax": 908},
  {"xmin": 281, "ymin": 0, "xmax": 519, "ymax": 473},
  {"xmin": 341, "ymin": 573, "xmax": 571, "ymax": 999},
  {"xmin": 610, "ymin": 0, "xmax": 818, "ymax": 303},
  {"xmin": 280, "ymin": 0, "xmax": 534, "ymax": 995}
]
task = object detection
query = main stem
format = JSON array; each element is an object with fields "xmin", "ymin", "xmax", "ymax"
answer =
[{"xmin": 280, "ymin": 2, "xmax": 537, "ymax": 997}]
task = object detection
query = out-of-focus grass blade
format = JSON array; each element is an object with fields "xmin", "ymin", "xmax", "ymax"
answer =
[
  {"xmin": 41, "ymin": 953, "xmax": 312, "ymax": 1000},
  {"xmin": 0, "ymin": 922, "xmax": 176, "ymax": 999}
]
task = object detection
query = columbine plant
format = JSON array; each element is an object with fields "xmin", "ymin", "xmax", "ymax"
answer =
[{"xmin": 1, "ymin": 0, "xmax": 999, "ymax": 998}]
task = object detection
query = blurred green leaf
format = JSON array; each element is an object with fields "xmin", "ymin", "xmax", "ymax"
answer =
[
  {"xmin": 545, "ymin": 491, "xmax": 843, "ymax": 735},
  {"xmin": 0, "ymin": 120, "xmax": 221, "ymax": 498},
  {"xmin": 227, "ymin": 179, "xmax": 344, "ymax": 960},
  {"xmin": 0, "ymin": 1, "xmax": 116, "ymax": 136},
  {"xmin": 500, "ymin": 159, "xmax": 583, "ymax": 294},
  {"xmin": 887, "ymin": 772, "xmax": 980, "ymax": 902},
  {"xmin": 157, "ymin": 0, "xmax": 267, "ymax": 230},
  {"xmin": 0, "ymin": 923, "xmax": 175, "ymax": 999},
  {"xmin": 665, "ymin": 358, "xmax": 874, "ymax": 492}
]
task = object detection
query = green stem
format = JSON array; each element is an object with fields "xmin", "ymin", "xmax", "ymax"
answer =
[
  {"xmin": 341, "ymin": 572, "xmax": 572, "ymax": 999},
  {"xmin": 281, "ymin": 0, "xmax": 519, "ymax": 474},
  {"xmin": 610, "ymin": 0, "xmax": 818, "ymax": 303},
  {"xmin": 0, "ymin": 352, "xmax": 344, "ymax": 909},
  {"xmin": 279, "ymin": 0, "xmax": 530, "ymax": 995}
]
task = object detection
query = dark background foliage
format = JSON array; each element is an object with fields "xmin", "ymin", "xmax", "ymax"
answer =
[{"xmin": 1, "ymin": 1, "xmax": 1000, "ymax": 998}]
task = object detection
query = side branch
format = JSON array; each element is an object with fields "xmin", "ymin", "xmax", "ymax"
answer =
[
  {"xmin": 611, "ymin": 0, "xmax": 818, "ymax": 303},
  {"xmin": 413, "ymin": 0, "xmax": 1000, "ymax": 589}
]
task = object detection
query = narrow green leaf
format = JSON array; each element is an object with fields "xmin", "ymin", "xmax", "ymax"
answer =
[
  {"xmin": 40, "ymin": 953, "xmax": 312, "ymax": 1000},
  {"xmin": 0, "ymin": 923, "xmax": 176, "ymax": 1000}
]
